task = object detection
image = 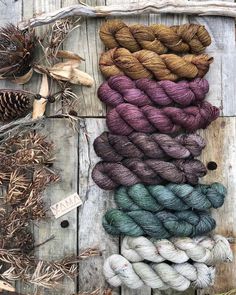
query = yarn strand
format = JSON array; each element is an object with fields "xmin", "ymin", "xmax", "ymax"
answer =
[
  {"xmin": 99, "ymin": 48, "xmax": 213, "ymax": 81},
  {"xmin": 98, "ymin": 76, "xmax": 209, "ymax": 107},
  {"xmin": 94, "ymin": 132, "xmax": 206, "ymax": 161},
  {"xmin": 103, "ymin": 254, "xmax": 215, "ymax": 291},
  {"xmin": 114, "ymin": 183, "xmax": 226, "ymax": 211},
  {"xmin": 102, "ymin": 209, "xmax": 216, "ymax": 238},
  {"xmin": 100, "ymin": 20, "xmax": 211, "ymax": 54},
  {"xmin": 106, "ymin": 102, "xmax": 219, "ymax": 135},
  {"xmin": 92, "ymin": 159, "xmax": 207, "ymax": 190},
  {"xmin": 121, "ymin": 235, "xmax": 233, "ymax": 264}
]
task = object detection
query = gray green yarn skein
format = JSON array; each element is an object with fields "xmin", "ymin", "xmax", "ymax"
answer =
[
  {"xmin": 102, "ymin": 209, "xmax": 216, "ymax": 238},
  {"xmin": 115, "ymin": 182, "xmax": 226, "ymax": 212}
]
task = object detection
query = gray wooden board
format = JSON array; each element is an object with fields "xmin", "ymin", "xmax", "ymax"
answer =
[
  {"xmin": 78, "ymin": 118, "xmax": 119, "ymax": 294},
  {"xmin": 18, "ymin": 118, "xmax": 78, "ymax": 295},
  {"xmin": 0, "ymin": 0, "xmax": 236, "ymax": 294},
  {"xmin": 0, "ymin": 1, "xmax": 23, "ymax": 292}
]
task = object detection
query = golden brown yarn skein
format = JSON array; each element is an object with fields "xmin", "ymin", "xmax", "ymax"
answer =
[
  {"xmin": 100, "ymin": 19, "xmax": 211, "ymax": 54},
  {"xmin": 99, "ymin": 48, "xmax": 213, "ymax": 81}
]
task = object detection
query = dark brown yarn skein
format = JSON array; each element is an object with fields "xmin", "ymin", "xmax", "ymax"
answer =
[
  {"xmin": 94, "ymin": 132, "xmax": 206, "ymax": 161},
  {"xmin": 100, "ymin": 20, "xmax": 211, "ymax": 54},
  {"xmin": 92, "ymin": 159, "xmax": 207, "ymax": 190}
]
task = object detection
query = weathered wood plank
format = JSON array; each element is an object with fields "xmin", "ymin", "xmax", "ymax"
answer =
[
  {"xmin": 0, "ymin": 2, "xmax": 24, "ymax": 293},
  {"xmin": 78, "ymin": 118, "xmax": 119, "ymax": 294},
  {"xmin": 63, "ymin": 0, "xmax": 106, "ymax": 117},
  {"xmin": 18, "ymin": 1, "xmax": 236, "ymax": 28},
  {"xmin": 154, "ymin": 289, "xmax": 195, "ymax": 295},
  {"xmin": 150, "ymin": 9, "xmax": 196, "ymax": 295},
  {"xmin": 0, "ymin": 0, "xmax": 23, "ymax": 91},
  {"xmin": 198, "ymin": 118, "xmax": 236, "ymax": 294},
  {"xmin": 99, "ymin": 0, "xmax": 151, "ymax": 293},
  {"xmin": 189, "ymin": 0, "xmax": 236, "ymax": 116},
  {"xmin": 23, "ymin": 0, "xmax": 62, "ymax": 115},
  {"xmin": 18, "ymin": 119, "xmax": 78, "ymax": 295}
]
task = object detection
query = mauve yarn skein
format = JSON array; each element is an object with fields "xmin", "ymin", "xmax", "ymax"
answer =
[
  {"xmin": 102, "ymin": 209, "xmax": 216, "ymax": 238},
  {"xmin": 92, "ymin": 159, "xmax": 207, "ymax": 190},
  {"xmin": 106, "ymin": 102, "xmax": 219, "ymax": 135},
  {"xmin": 100, "ymin": 20, "xmax": 211, "ymax": 54},
  {"xmin": 114, "ymin": 183, "xmax": 226, "ymax": 211},
  {"xmin": 98, "ymin": 76, "xmax": 209, "ymax": 107},
  {"xmin": 94, "ymin": 132, "xmax": 206, "ymax": 161},
  {"xmin": 99, "ymin": 48, "xmax": 213, "ymax": 81}
]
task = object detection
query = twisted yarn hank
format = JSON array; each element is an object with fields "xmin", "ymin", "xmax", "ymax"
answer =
[
  {"xmin": 98, "ymin": 75, "xmax": 209, "ymax": 107},
  {"xmin": 106, "ymin": 102, "xmax": 219, "ymax": 135},
  {"xmin": 115, "ymin": 183, "xmax": 226, "ymax": 211},
  {"xmin": 102, "ymin": 209, "xmax": 216, "ymax": 238},
  {"xmin": 99, "ymin": 48, "xmax": 213, "ymax": 81},
  {"xmin": 100, "ymin": 20, "xmax": 211, "ymax": 54},
  {"xmin": 121, "ymin": 235, "xmax": 233, "ymax": 265},
  {"xmin": 92, "ymin": 159, "xmax": 207, "ymax": 190},
  {"xmin": 103, "ymin": 254, "xmax": 215, "ymax": 290},
  {"xmin": 94, "ymin": 132, "xmax": 206, "ymax": 161}
]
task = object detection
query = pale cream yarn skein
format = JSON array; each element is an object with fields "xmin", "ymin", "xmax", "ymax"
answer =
[
  {"xmin": 103, "ymin": 254, "xmax": 215, "ymax": 291},
  {"xmin": 121, "ymin": 234, "xmax": 233, "ymax": 264}
]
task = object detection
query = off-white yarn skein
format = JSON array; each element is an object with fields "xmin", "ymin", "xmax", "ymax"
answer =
[
  {"xmin": 121, "ymin": 234, "xmax": 233, "ymax": 264},
  {"xmin": 103, "ymin": 254, "xmax": 215, "ymax": 291}
]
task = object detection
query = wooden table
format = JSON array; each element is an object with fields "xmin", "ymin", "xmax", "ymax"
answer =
[{"xmin": 0, "ymin": 0, "xmax": 235, "ymax": 294}]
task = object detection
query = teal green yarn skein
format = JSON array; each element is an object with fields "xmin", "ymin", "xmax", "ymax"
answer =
[
  {"xmin": 102, "ymin": 209, "xmax": 216, "ymax": 238},
  {"xmin": 114, "ymin": 183, "xmax": 226, "ymax": 212}
]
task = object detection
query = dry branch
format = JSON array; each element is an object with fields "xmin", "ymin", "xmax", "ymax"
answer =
[{"xmin": 19, "ymin": 0, "xmax": 236, "ymax": 29}]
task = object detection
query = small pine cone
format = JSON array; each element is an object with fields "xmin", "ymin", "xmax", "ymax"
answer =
[{"xmin": 0, "ymin": 90, "xmax": 31, "ymax": 121}]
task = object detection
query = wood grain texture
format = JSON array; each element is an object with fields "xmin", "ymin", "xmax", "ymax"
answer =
[
  {"xmin": 16, "ymin": 119, "xmax": 78, "ymax": 295},
  {"xmin": 189, "ymin": 0, "xmax": 236, "ymax": 116},
  {"xmin": 63, "ymin": 0, "xmax": 106, "ymax": 117},
  {"xmin": 1, "ymin": 0, "xmax": 235, "ymax": 294},
  {"xmin": 197, "ymin": 118, "xmax": 236, "ymax": 294},
  {"xmin": 23, "ymin": 0, "xmax": 62, "ymax": 115},
  {"xmin": 0, "ymin": 0, "xmax": 23, "ymax": 91},
  {"xmin": 78, "ymin": 118, "xmax": 119, "ymax": 294},
  {"xmin": 19, "ymin": 1, "xmax": 236, "ymax": 28},
  {"xmin": 0, "ymin": 2, "xmax": 23, "ymax": 293},
  {"xmin": 102, "ymin": 1, "xmax": 152, "ymax": 293},
  {"xmin": 154, "ymin": 289, "xmax": 195, "ymax": 295}
]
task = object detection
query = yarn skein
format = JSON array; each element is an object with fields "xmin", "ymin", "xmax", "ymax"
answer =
[
  {"xmin": 102, "ymin": 209, "xmax": 216, "ymax": 238},
  {"xmin": 94, "ymin": 132, "xmax": 206, "ymax": 161},
  {"xmin": 100, "ymin": 20, "xmax": 211, "ymax": 54},
  {"xmin": 114, "ymin": 183, "xmax": 226, "ymax": 212},
  {"xmin": 99, "ymin": 48, "xmax": 213, "ymax": 81},
  {"xmin": 121, "ymin": 235, "xmax": 233, "ymax": 264},
  {"xmin": 106, "ymin": 102, "xmax": 219, "ymax": 135},
  {"xmin": 103, "ymin": 254, "xmax": 215, "ymax": 291},
  {"xmin": 98, "ymin": 76, "xmax": 209, "ymax": 107},
  {"xmin": 92, "ymin": 159, "xmax": 207, "ymax": 190}
]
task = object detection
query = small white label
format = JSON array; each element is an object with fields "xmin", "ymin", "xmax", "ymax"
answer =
[{"xmin": 50, "ymin": 193, "xmax": 82, "ymax": 219}]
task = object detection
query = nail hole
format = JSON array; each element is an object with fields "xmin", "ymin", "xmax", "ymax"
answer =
[
  {"xmin": 207, "ymin": 161, "xmax": 217, "ymax": 170},
  {"xmin": 61, "ymin": 220, "xmax": 69, "ymax": 228}
]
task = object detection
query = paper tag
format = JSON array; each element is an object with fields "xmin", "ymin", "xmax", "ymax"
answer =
[{"xmin": 50, "ymin": 193, "xmax": 82, "ymax": 219}]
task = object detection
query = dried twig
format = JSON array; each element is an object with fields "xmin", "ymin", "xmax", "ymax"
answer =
[
  {"xmin": 19, "ymin": 0, "xmax": 236, "ymax": 30},
  {"xmin": 76, "ymin": 288, "xmax": 112, "ymax": 295},
  {"xmin": 217, "ymin": 290, "xmax": 236, "ymax": 295},
  {"xmin": 40, "ymin": 18, "xmax": 81, "ymax": 65},
  {"xmin": 0, "ymin": 248, "xmax": 100, "ymax": 288}
]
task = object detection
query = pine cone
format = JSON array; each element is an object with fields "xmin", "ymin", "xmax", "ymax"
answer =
[
  {"xmin": 0, "ymin": 24, "xmax": 36, "ymax": 78},
  {"xmin": 0, "ymin": 90, "xmax": 31, "ymax": 121}
]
